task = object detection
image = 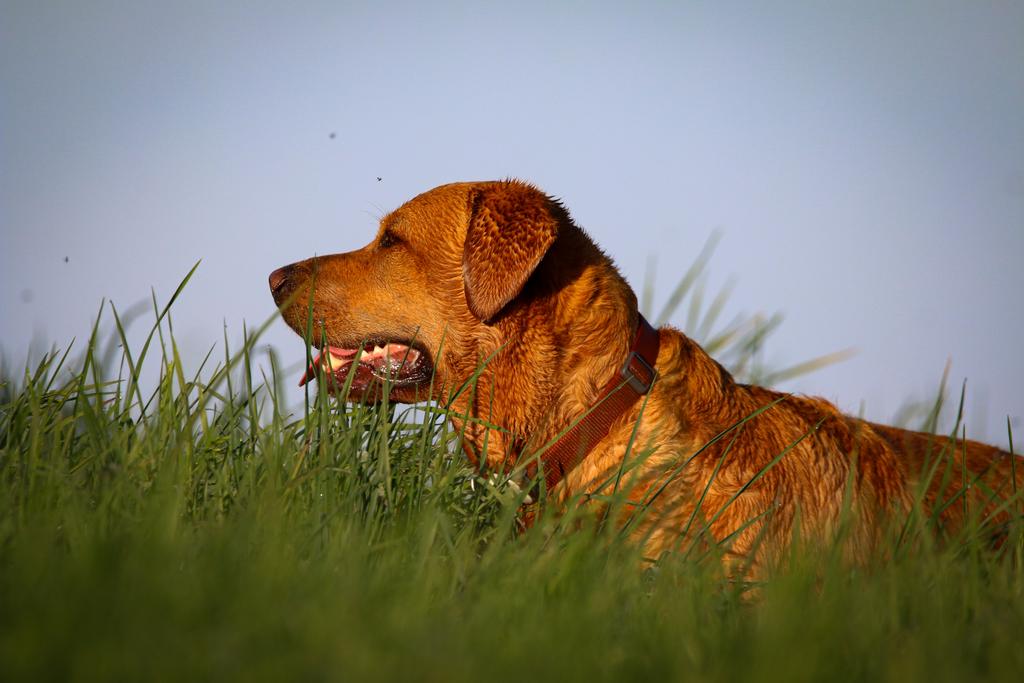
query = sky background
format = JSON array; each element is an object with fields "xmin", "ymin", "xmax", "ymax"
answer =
[{"xmin": 2, "ymin": 1, "xmax": 1021, "ymax": 445}]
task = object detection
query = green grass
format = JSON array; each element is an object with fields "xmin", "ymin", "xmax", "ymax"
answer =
[{"xmin": 1, "ymin": 261, "xmax": 1022, "ymax": 682}]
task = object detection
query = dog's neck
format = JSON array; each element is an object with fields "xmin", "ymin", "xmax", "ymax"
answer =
[{"xmin": 447, "ymin": 232, "xmax": 640, "ymax": 476}]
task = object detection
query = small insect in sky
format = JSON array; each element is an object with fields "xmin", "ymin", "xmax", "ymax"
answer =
[
  {"xmin": 376, "ymin": 177, "xmax": 382, "ymax": 182},
  {"xmin": 63, "ymin": 256, "xmax": 69, "ymax": 263},
  {"xmin": 329, "ymin": 132, "xmax": 337, "ymax": 139}
]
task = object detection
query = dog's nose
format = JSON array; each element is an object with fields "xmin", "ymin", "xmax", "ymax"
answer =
[
  {"xmin": 269, "ymin": 267, "xmax": 289, "ymax": 295},
  {"xmin": 270, "ymin": 261, "xmax": 313, "ymax": 306},
  {"xmin": 269, "ymin": 266, "xmax": 300, "ymax": 305}
]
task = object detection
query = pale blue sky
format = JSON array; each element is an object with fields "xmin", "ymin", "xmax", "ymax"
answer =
[{"xmin": 2, "ymin": 1, "xmax": 1021, "ymax": 444}]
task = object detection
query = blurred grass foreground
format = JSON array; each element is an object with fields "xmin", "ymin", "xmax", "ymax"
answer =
[{"xmin": 1, "ymin": 255, "xmax": 1022, "ymax": 682}]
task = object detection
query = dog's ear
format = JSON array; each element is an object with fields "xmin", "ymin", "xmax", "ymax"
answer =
[{"xmin": 462, "ymin": 182, "xmax": 559, "ymax": 321}]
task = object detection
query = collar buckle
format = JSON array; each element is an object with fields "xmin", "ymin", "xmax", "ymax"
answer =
[{"xmin": 621, "ymin": 350, "xmax": 656, "ymax": 394}]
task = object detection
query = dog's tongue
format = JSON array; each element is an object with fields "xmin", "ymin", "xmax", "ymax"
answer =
[{"xmin": 298, "ymin": 346, "xmax": 359, "ymax": 387}]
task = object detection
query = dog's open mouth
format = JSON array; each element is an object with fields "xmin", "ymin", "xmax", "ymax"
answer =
[{"xmin": 298, "ymin": 341, "xmax": 433, "ymax": 394}]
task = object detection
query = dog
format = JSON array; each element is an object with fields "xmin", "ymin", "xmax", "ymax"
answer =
[{"xmin": 269, "ymin": 180, "xmax": 1021, "ymax": 570}]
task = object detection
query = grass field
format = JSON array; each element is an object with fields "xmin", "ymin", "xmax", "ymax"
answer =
[{"xmin": 2, "ymin": 265, "xmax": 1022, "ymax": 682}]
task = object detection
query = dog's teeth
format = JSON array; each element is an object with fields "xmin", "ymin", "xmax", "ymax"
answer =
[{"xmin": 373, "ymin": 345, "xmax": 384, "ymax": 357}]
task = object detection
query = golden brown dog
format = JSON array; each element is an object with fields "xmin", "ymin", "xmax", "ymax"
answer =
[{"xmin": 269, "ymin": 180, "xmax": 1021, "ymax": 569}]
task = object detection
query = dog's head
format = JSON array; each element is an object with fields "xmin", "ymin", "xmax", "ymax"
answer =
[{"xmin": 269, "ymin": 180, "xmax": 604, "ymax": 404}]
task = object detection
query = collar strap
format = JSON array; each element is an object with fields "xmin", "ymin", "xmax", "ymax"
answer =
[{"xmin": 525, "ymin": 314, "xmax": 660, "ymax": 494}]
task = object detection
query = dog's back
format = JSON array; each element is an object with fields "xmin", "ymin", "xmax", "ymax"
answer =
[{"xmin": 602, "ymin": 327, "xmax": 1023, "ymax": 566}]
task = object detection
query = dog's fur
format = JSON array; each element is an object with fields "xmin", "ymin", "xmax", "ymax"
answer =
[{"xmin": 270, "ymin": 180, "xmax": 1021, "ymax": 569}]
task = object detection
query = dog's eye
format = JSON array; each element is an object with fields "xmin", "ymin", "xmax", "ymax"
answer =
[{"xmin": 378, "ymin": 230, "xmax": 401, "ymax": 249}]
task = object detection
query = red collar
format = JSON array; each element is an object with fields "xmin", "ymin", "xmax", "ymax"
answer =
[{"xmin": 524, "ymin": 314, "xmax": 660, "ymax": 495}]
